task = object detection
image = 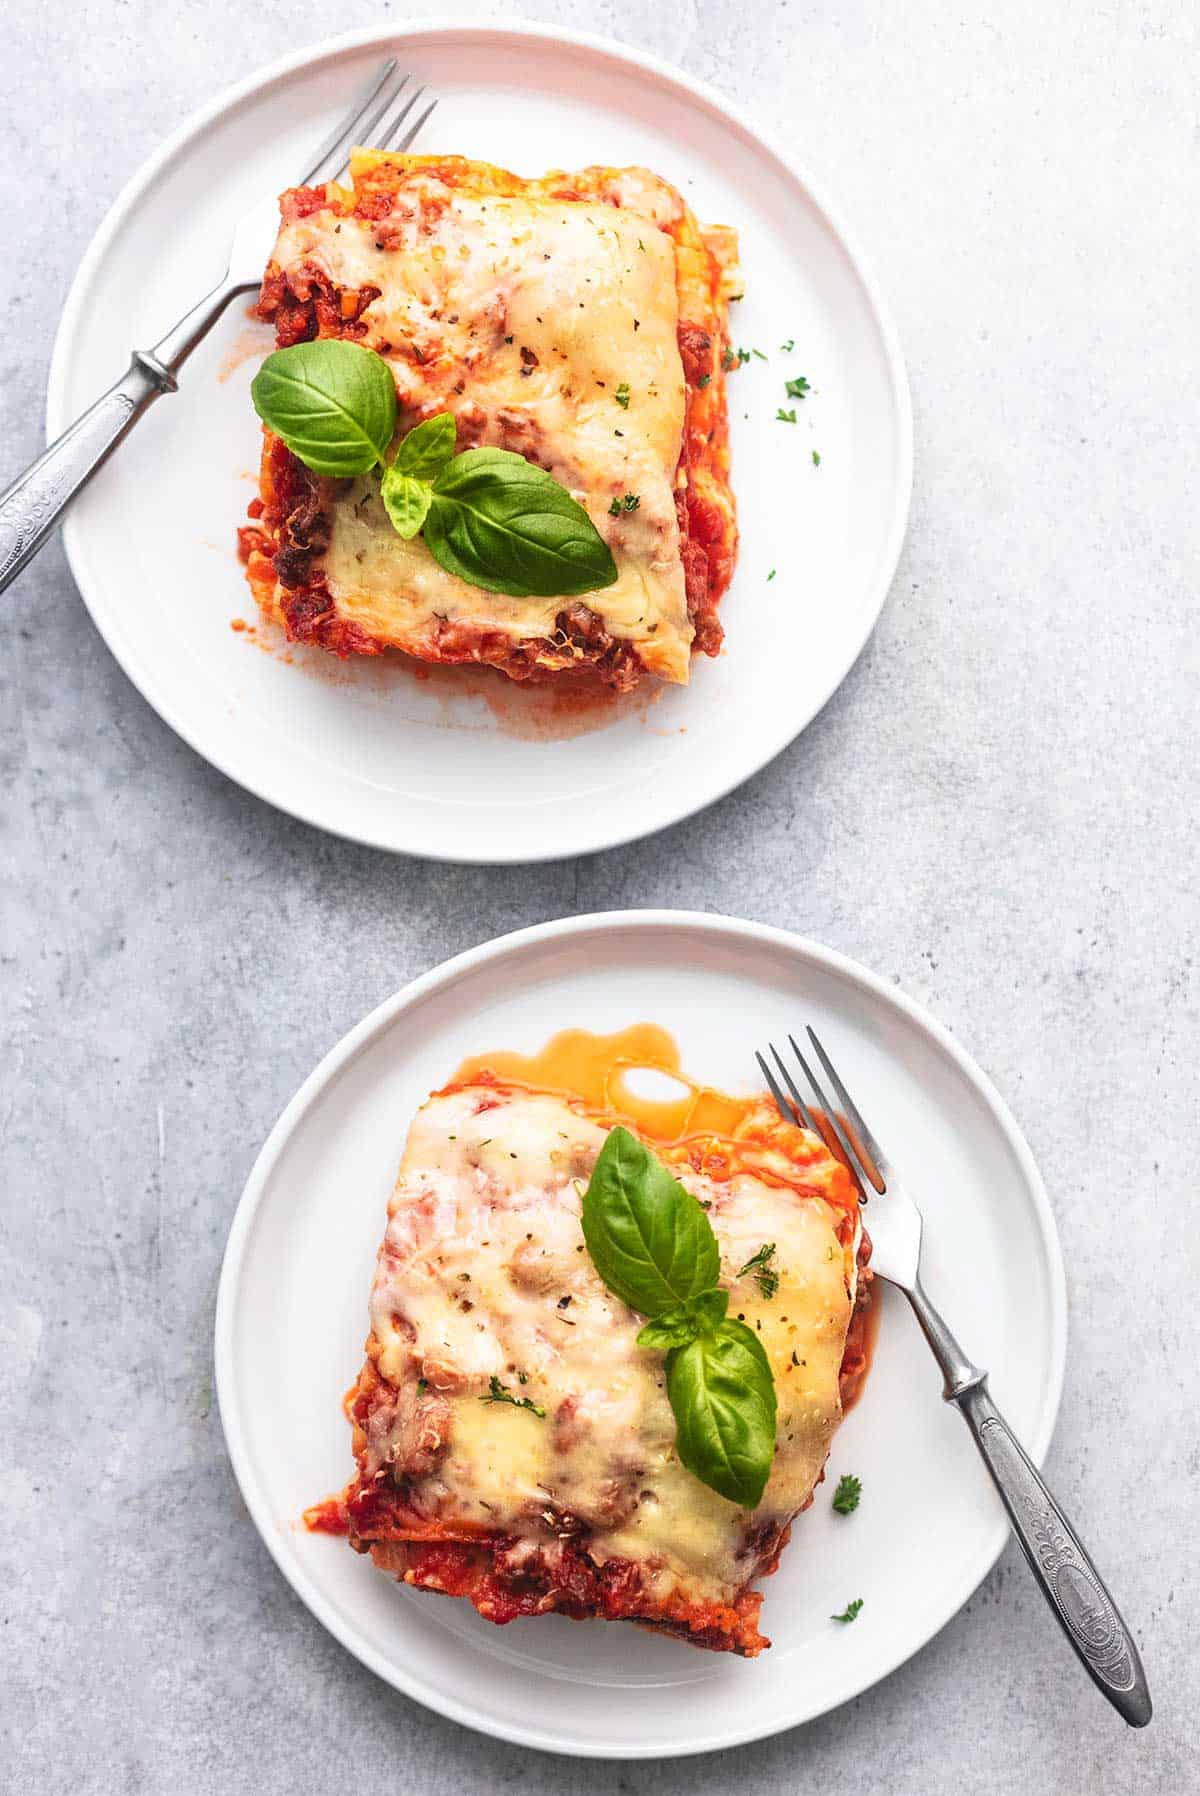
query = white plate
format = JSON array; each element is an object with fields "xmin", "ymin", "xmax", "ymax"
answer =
[
  {"xmin": 47, "ymin": 20, "xmax": 911, "ymax": 862},
  {"xmin": 215, "ymin": 911, "xmax": 1065, "ymax": 1756}
]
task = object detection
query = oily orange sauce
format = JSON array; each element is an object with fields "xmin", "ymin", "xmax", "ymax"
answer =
[{"xmin": 451, "ymin": 1023, "xmax": 760, "ymax": 1145}]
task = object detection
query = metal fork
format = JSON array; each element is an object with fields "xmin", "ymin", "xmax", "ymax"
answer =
[
  {"xmin": 756, "ymin": 1028, "xmax": 1152, "ymax": 1728},
  {"xmin": 0, "ymin": 59, "xmax": 436, "ymax": 596}
]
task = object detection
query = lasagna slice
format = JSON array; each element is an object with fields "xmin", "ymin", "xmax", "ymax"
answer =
[
  {"xmin": 241, "ymin": 153, "xmax": 740, "ymax": 688},
  {"xmin": 316, "ymin": 1076, "xmax": 865, "ymax": 1655}
]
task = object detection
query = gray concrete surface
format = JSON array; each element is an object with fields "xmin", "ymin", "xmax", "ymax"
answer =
[{"xmin": 2, "ymin": 1, "xmax": 1195, "ymax": 1789}]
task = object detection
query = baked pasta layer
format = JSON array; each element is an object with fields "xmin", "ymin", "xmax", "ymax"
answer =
[
  {"xmin": 317, "ymin": 1076, "xmax": 864, "ymax": 1655},
  {"xmin": 241, "ymin": 153, "xmax": 740, "ymax": 688}
]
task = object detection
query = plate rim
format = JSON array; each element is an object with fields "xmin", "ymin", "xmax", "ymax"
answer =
[
  {"xmin": 46, "ymin": 15, "xmax": 914, "ymax": 865},
  {"xmin": 213, "ymin": 908, "xmax": 1067, "ymax": 1756}
]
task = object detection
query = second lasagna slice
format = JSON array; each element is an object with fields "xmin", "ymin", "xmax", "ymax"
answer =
[
  {"xmin": 242, "ymin": 153, "xmax": 740, "ymax": 689},
  {"xmin": 326, "ymin": 1076, "xmax": 863, "ymax": 1655}
]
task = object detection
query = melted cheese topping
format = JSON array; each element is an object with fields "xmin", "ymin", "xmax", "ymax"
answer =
[
  {"xmin": 268, "ymin": 169, "xmax": 693, "ymax": 680},
  {"xmin": 368, "ymin": 1085, "xmax": 854, "ymax": 1607}
]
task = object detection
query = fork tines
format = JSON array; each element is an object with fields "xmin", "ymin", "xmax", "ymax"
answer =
[
  {"xmin": 301, "ymin": 59, "xmax": 439, "ymax": 191},
  {"xmin": 757, "ymin": 1029, "xmax": 888, "ymax": 1197}
]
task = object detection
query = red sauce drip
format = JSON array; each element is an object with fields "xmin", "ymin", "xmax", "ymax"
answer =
[
  {"xmin": 839, "ymin": 1250, "xmax": 881, "ymax": 1415},
  {"xmin": 303, "ymin": 1497, "xmax": 349, "ymax": 1536}
]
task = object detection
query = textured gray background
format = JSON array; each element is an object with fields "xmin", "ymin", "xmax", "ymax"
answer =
[{"xmin": 1, "ymin": 0, "xmax": 1195, "ymax": 1789}]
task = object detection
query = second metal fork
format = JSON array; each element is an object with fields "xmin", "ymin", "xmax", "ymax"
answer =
[
  {"xmin": 757, "ymin": 1029, "xmax": 1152, "ymax": 1729},
  {"xmin": 0, "ymin": 58, "xmax": 437, "ymax": 596}
]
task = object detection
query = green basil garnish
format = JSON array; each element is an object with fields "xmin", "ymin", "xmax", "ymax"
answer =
[
  {"xmin": 391, "ymin": 410, "xmax": 457, "ymax": 480},
  {"xmin": 582, "ymin": 1127, "xmax": 719, "ymax": 1316},
  {"xmin": 668, "ymin": 1320, "xmax": 777, "ymax": 1509},
  {"xmin": 425, "ymin": 448, "xmax": 617, "ymax": 599},
  {"xmin": 380, "ymin": 469, "xmax": 432, "ymax": 540},
  {"xmin": 250, "ymin": 340, "xmax": 396, "ymax": 478},
  {"xmin": 250, "ymin": 343, "xmax": 617, "ymax": 600},
  {"xmin": 581, "ymin": 1126, "xmax": 777, "ymax": 1509},
  {"xmin": 635, "ymin": 1286, "xmax": 728, "ymax": 1351}
]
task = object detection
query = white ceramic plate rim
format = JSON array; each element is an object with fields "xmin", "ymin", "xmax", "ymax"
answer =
[
  {"xmin": 46, "ymin": 17, "xmax": 913, "ymax": 864},
  {"xmin": 214, "ymin": 910, "xmax": 1066, "ymax": 1756}
]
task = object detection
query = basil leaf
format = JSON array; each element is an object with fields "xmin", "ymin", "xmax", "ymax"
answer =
[
  {"xmin": 393, "ymin": 411, "xmax": 457, "ymax": 480},
  {"xmin": 637, "ymin": 1313, "xmax": 698, "ymax": 1351},
  {"xmin": 581, "ymin": 1126, "xmax": 720, "ymax": 1317},
  {"xmin": 380, "ymin": 468, "xmax": 432, "ymax": 540},
  {"xmin": 683, "ymin": 1287, "xmax": 729, "ymax": 1333},
  {"xmin": 251, "ymin": 340, "xmax": 396, "ymax": 478},
  {"xmin": 425, "ymin": 448, "xmax": 618, "ymax": 598},
  {"xmin": 637, "ymin": 1288, "xmax": 729, "ymax": 1351},
  {"xmin": 666, "ymin": 1319, "xmax": 778, "ymax": 1509}
]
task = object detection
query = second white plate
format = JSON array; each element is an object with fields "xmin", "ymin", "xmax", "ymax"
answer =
[
  {"xmin": 215, "ymin": 911, "xmax": 1065, "ymax": 1756},
  {"xmin": 48, "ymin": 20, "xmax": 911, "ymax": 861}
]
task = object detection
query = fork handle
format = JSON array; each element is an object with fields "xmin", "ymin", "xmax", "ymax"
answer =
[
  {"xmin": 955, "ymin": 1382, "xmax": 1151, "ymax": 1726},
  {"xmin": 0, "ymin": 274, "xmax": 250, "ymax": 598},
  {"xmin": 0, "ymin": 355, "xmax": 174, "ymax": 596},
  {"xmin": 904, "ymin": 1281, "xmax": 1151, "ymax": 1726}
]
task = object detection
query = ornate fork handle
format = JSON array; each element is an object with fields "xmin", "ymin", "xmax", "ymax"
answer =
[
  {"xmin": 905, "ymin": 1277, "xmax": 1152, "ymax": 1727},
  {"xmin": 957, "ymin": 1385, "xmax": 1150, "ymax": 1723}
]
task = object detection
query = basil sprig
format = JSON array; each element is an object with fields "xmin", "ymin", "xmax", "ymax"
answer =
[
  {"xmin": 424, "ymin": 449, "xmax": 619, "ymax": 600},
  {"xmin": 251, "ymin": 340, "xmax": 396, "ymax": 478},
  {"xmin": 667, "ymin": 1319, "xmax": 777, "ymax": 1511},
  {"xmin": 379, "ymin": 412, "xmax": 458, "ymax": 539},
  {"xmin": 251, "ymin": 341, "xmax": 617, "ymax": 600},
  {"xmin": 581, "ymin": 1127, "xmax": 777, "ymax": 1509}
]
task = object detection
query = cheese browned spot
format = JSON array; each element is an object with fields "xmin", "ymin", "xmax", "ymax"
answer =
[
  {"xmin": 348, "ymin": 1083, "xmax": 857, "ymax": 1629},
  {"xmin": 245, "ymin": 154, "xmax": 740, "ymax": 688}
]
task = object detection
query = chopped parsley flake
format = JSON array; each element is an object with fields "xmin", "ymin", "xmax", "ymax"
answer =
[
  {"xmin": 776, "ymin": 408, "xmax": 797, "ymax": 424},
  {"xmin": 812, "ymin": 450, "xmax": 821, "ymax": 466},
  {"xmin": 481, "ymin": 1375, "xmax": 545, "ymax": 1417},
  {"xmin": 738, "ymin": 1242, "xmax": 779, "ymax": 1299},
  {"xmin": 767, "ymin": 568, "xmax": 776, "ymax": 581},
  {"xmin": 696, "ymin": 373, "xmax": 711, "ymax": 388},
  {"xmin": 615, "ymin": 382, "xmax": 631, "ymax": 409},
  {"xmin": 416, "ymin": 1377, "xmax": 428, "ymax": 1396},
  {"xmin": 832, "ymin": 1598, "xmax": 864, "ymax": 1623},
  {"xmin": 780, "ymin": 338, "xmax": 795, "ymax": 352},
  {"xmin": 608, "ymin": 493, "xmax": 641, "ymax": 515},
  {"xmin": 503, "ymin": 334, "xmax": 513, "ymax": 344},
  {"xmin": 751, "ymin": 348, "xmax": 768, "ymax": 361},
  {"xmin": 832, "ymin": 1474, "xmax": 862, "ymax": 1515},
  {"xmin": 785, "ymin": 375, "xmax": 811, "ymax": 400}
]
